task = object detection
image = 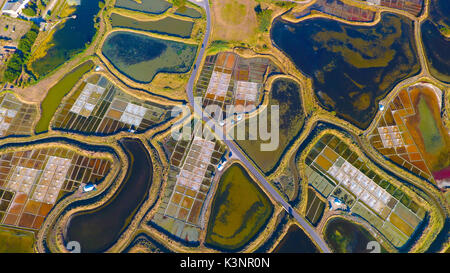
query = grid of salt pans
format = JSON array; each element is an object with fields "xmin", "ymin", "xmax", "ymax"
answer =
[
  {"xmin": 234, "ymin": 81, "xmax": 258, "ymax": 102},
  {"xmin": 5, "ymin": 166, "xmax": 39, "ymax": 195},
  {"xmin": 327, "ymin": 159, "xmax": 392, "ymax": 214},
  {"xmin": 70, "ymin": 83, "xmax": 105, "ymax": 117},
  {"xmin": 119, "ymin": 103, "xmax": 147, "ymax": 127},
  {"xmin": 31, "ymin": 156, "xmax": 71, "ymax": 204},
  {"xmin": 0, "ymin": 107, "xmax": 17, "ymax": 135},
  {"xmin": 378, "ymin": 125, "xmax": 404, "ymax": 148},
  {"xmin": 175, "ymin": 137, "xmax": 215, "ymax": 191},
  {"xmin": 206, "ymin": 71, "xmax": 231, "ymax": 98}
]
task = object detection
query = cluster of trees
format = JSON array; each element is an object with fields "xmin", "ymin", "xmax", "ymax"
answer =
[
  {"xmin": 22, "ymin": 1, "xmax": 39, "ymax": 17},
  {"xmin": 254, "ymin": 4, "xmax": 273, "ymax": 32},
  {"xmin": 3, "ymin": 24, "xmax": 39, "ymax": 83}
]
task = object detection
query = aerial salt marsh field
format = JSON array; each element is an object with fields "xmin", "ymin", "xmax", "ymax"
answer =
[
  {"xmin": 305, "ymin": 187, "xmax": 326, "ymax": 226},
  {"xmin": 271, "ymin": 13, "xmax": 420, "ymax": 129},
  {"xmin": 1, "ymin": 0, "xmax": 447, "ymax": 255},
  {"xmin": 101, "ymin": 31, "xmax": 197, "ymax": 83},
  {"xmin": 0, "ymin": 92, "xmax": 38, "ymax": 138}
]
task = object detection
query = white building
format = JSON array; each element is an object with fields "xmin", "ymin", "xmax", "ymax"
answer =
[
  {"xmin": 366, "ymin": 0, "xmax": 381, "ymax": 5},
  {"xmin": 1, "ymin": 0, "xmax": 31, "ymax": 18}
]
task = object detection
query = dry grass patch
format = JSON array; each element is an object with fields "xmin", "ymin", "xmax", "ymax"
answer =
[{"xmin": 211, "ymin": 0, "xmax": 258, "ymax": 42}]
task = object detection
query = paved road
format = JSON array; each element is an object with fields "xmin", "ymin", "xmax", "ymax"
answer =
[{"xmin": 186, "ymin": 0, "xmax": 331, "ymax": 253}]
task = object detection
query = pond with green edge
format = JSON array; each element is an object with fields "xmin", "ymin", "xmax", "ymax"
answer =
[
  {"xmin": 205, "ymin": 163, "xmax": 273, "ymax": 251},
  {"xmin": 101, "ymin": 31, "xmax": 197, "ymax": 83},
  {"xmin": 0, "ymin": 226, "xmax": 34, "ymax": 253},
  {"xmin": 324, "ymin": 217, "xmax": 387, "ymax": 253},
  {"xmin": 30, "ymin": 0, "xmax": 101, "ymax": 78}
]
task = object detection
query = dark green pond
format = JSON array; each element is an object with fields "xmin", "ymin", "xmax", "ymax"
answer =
[
  {"xmin": 114, "ymin": 0, "xmax": 172, "ymax": 14},
  {"xmin": 175, "ymin": 6, "xmax": 201, "ymax": 18},
  {"xmin": 65, "ymin": 138, "xmax": 153, "ymax": 253},
  {"xmin": 324, "ymin": 217, "xmax": 386, "ymax": 253},
  {"xmin": 421, "ymin": 0, "xmax": 450, "ymax": 83},
  {"xmin": 271, "ymin": 13, "xmax": 420, "ymax": 129},
  {"xmin": 110, "ymin": 13, "xmax": 194, "ymax": 38},
  {"xmin": 102, "ymin": 31, "xmax": 197, "ymax": 83},
  {"xmin": 273, "ymin": 224, "xmax": 319, "ymax": 253},
  {"xmin": 31, "ymin": 0, "xmax": 101, "ymax": 78}
]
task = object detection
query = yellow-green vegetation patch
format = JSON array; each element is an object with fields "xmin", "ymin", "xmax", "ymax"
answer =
[
  {"xmin": 29, "ymin": 0, "xmax": 102, "ymax": 78},
  {"xmin": 221, "ymin": 0, "xmax": 247, "ymax": 25},
  {"xmin": 0, "ymin": 226, "xmax": 34, "ymax": 253},
  {"xmin": 205, "ymin": 163, "xmax": 273, "ymax": 251},
  {"xmin": 35, "ymin": 61, "xmax": 94, "ymax": 133}
]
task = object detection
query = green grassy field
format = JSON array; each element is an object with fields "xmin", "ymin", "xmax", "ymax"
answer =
[
  {"xmin": 221, "ymin": 0, "xmax": 246, "ymax": 25},
  {"xmin": 0, "ymin": 226, "xmax": 35, "ymax": 253},
  {"xmin": 35, "ymin": 61, "xmax": 94, "ymax": 133},
  {"xmin": 205, "ymin": 163, "xmax": 273, "ymax": 251}
]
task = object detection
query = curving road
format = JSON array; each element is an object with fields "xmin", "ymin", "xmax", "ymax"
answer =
[{"xmin": 186, "ymin": 0, "xmax": 331, "ymax": 253}]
